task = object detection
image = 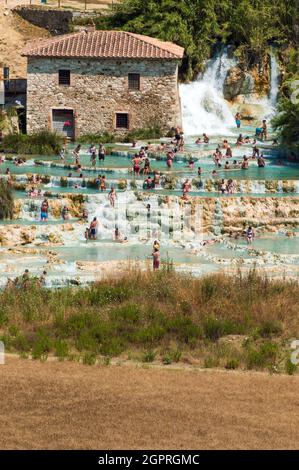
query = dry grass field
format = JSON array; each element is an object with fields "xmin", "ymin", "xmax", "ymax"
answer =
[{"xmin": 1, "ymin": 356, "xmax": 299, "ymax": 450}]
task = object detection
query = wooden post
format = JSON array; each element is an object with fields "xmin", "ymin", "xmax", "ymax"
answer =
[{"xmin": 85, "ymin": 0, "xmax": 87, "ymax": 11}]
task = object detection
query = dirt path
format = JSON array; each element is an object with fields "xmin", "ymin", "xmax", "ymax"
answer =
[{"xmin": 1, "ymin": 357, "xmax": 299, "ymax": 449}]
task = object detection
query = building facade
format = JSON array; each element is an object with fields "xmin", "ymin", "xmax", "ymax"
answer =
[{"xmin": 22, "ymin": 30, "xmax": 184, "ymax": 138}]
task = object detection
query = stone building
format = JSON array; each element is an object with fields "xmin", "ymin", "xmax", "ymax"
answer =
[{"xmin": 22, "ymin": 29, "xmax": 184, "ymax": 138}]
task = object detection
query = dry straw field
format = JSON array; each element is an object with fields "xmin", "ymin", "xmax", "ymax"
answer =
[{"xmin": 1, "ymin": 357, "xmax": 299, "ymax": 449}]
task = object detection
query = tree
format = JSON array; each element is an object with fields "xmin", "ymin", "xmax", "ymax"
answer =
[
  {"xmin": 272, "ymin": 48, "xmax": 299, "ymax": 150},
  {"xmin": 94, "ymin": 0, "xmax": 297, "ymax": 80}
]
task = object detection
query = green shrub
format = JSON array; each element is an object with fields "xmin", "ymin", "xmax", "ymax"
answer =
[
  {"xmin": 32, "ymin": 331, "xmax": 52, "ymax": 361},
  {"xmin": 83, "ymin": 352, "xmax": 97, "ymax": 365},
  {"xmin": 86, "ymin": 284, "xmax": 133, "ymax": 306},
  {"xmin": 169, "ymin": 348, "xmax": 182, "ymax": 363},
  {"xmin": 225, "ymin": 358, "xmax": 240, "ymax": 370},
  {"xmin": 167, "ymin": 316, "xmax": 202, "ymax": 344},
  {"xmin": 135, "ymin": 324, "xmax": 166, "ymax": 345},
  {"xmin": 54, "ymin": 339, "xmax": 69, "ymax": 361},
  {"xmin": 122, "ymin": 125, "xmax": 163, "ymax": 143},
  {"xmin": 162, "ymin": 354, "xmax": 172, "ymax": 365},
  {"xmin": 77, "ymin": 132, "xmax": 115, "ymax": 144},
  {"xmin": 258, "ymin": 320, "xmax": 283, "ymax": 338},
  {"xmin": 285, "ymin": 358, "xmax": 297, "ymax": 375},
  {"xmin": 204, "ymin": 356, "xmax": 219, "ymax": 368},
  {"xmin": 110, "ymin": 304, "xmax": 140, "ymax": 323},
  {"xmin": 203, "ymin": 316, "xmax": 242, "ymax": 341},
  {"xmin": 246, "ymin": 342, "xmax": 279, "ymax": 370},
  {"xmin": 142, "ymin": 350, "xmax": 156, "ymax": 363},
  {"xmin": 2, "ymin": 131, "xmax": 62, "ymax": 155},
  {"xmin": 76, "ymin": 331, "xmax": 99, "ymax": 353},
  {"xmin": 12, "ymin": 334, "xmax": 30, "ymax": 353},
  {"xmin": 100, "ymin": 337, "xmax": 125, "ymax": 357}
]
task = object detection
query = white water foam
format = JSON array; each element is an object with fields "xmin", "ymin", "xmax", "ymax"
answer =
[{"xmin": 179, "ymin": 50, "xmax": 236, "ymax": 136}]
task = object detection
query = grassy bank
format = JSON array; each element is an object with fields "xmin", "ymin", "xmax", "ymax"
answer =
[{"xmin": 0, "ymin": 270, "xmax": 298, "ymax": 374}]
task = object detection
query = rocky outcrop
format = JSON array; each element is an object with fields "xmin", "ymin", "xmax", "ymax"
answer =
[
  {"xmin": 223, "ymin": 66, "xmax": 255, "ymax": 100},
  {"xmin": 224, "ymin": 52, "xmax": 272, "ymax": 102},
  {"xmin": 13, "ymin": 5, "xmax": 72, "ymax": 36}
]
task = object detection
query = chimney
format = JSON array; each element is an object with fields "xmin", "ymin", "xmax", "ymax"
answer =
[{"xmin": 85, "ymin": 21, "xmax": 95, "ymax": 33}]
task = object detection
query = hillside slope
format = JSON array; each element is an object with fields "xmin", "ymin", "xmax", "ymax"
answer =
[{"xmin": 0, "ymin": 5, "xmax": 49, "ymax": 79}]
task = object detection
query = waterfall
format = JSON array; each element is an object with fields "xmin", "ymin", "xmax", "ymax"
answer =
[
  {"xmin": 241, "ymin": 51, "xmax": 280, "ymax": 119},
  {"xmin": 179, "ymin": 49, "xmax": 236, "ymax": 136},
  {"xmin": 269, "ymin": 52, "xmax": 280, "ymax": 108}
]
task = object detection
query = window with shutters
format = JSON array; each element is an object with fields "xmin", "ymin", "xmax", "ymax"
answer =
[
  {"xmin": 128, "ymin": 73, "xmax": 140, "ymax": 91},
  {"xmin": 116, "ymin": 113, "xmax": 129, "ymax": 129},
  {"xmin": 58, "ymin": 70, "xmax": 71, "ymax": 86}
]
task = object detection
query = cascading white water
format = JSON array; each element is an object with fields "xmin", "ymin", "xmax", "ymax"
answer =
[
  {"xmin": 239, "ymin": 51, "xmax": 280, "ymax": 119},
  {"xmin": 179, "ymin": 50, "xmax": 236, "ymax": 136},
  {"xmin": 269, "ymin": 52, "xmax": 280, "ymax": 109}
]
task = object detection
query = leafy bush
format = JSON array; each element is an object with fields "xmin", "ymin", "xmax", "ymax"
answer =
[
  {"xmin": 32, "ymin": 330, "xmax": 52, "ymax": 361},
  {"xmin": 2, "ymin": 130, "xmax": 63, "ymax": 155},
  {"xmin": 258, "ymin": 320, "xmax": 283, "ymax": 338},
  {"xmin": 94, "ymin": 0, "xmax": 297, "ymax": 81},
  {"xmin": 246, "ymin": 342, "xmax": 279, "ymax": 370},
  {"xmin": 0, "ymin": 271, "xmax": 297, "ymax": 371},
  {"xmin": 54, "ymin": 339, "xmax": 69, "ymax": 361},
  {"xmin": 122, "ymin": 125, "xmax": 163, "ymax": 143},
  {"xmin": 204, "ymin": 356, "xmax": 220, "ymax": 368},
  {"xmin": 225, "ymin": 358, "xmax": 240, "ymax": 370},
  {"xmin": 285, "ymin": 358, "xmax": 297, "ymax": 375},
  {"xmin": 77, "ymin": 132, "xmax": 115, "ymax": 144},
  {"xmin": 83, "ymin": 352, "xmax": 97, "ymax": 365},
  {"xmin": 142, "ymin": 350, "xmax": 156, "ymax": 363},
  {"xmin": 203, "ymin": 316, "xmax": 242, "ymax": 341}
]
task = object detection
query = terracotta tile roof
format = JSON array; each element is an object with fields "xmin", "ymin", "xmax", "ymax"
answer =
[{"xmin": 21, "ymin": 30, "xmax": 184, "ymax": 60}]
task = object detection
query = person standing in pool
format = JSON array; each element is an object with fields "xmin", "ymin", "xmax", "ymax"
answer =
[
  {"xmin": 166, "ymin": 150, "xmax": 174, "ymax": 168},
  {"xmin": 152, "ymin": 247, "xmax": 160, "ymax": 271},
  {"xmin": 73, "ymin": 144, "xmax": 81, "ymax": 162},
  {"xmin": 235, "ymin": 112, "xmax": 241, "ymax": 128},
  {"xmin": 261, "ymin": 120, "xmax": 268, "ymax": 140},
  {"xmin": 98, "ymin": 144, "xmax": 106, "ymax": 162},
  {"xmin": 60, "ymin": 147, "xmax": 66, "ymax": 161},
  {"xmin": 246, "ymin": 226, "xmax": 255, "ymax": 245},
  {"xmin": 91, "ymin": 152, "xmax": 97, "ymax": 168},
  {"xmin": 132, "ymin": 154, "xmax": 141, "ymax": 176},
  {"xmin": 108, "ymin": 187, "xmax": 117, "ymax": 207},
  {"xmin": 89, "ymin": 217, "xmax": 98, "ymax": 240},
  {"xmin": 100, "ymin": 175, "xmax": 106, "ymax": 192},
  {"xmin": 40, "ymin": 199, "xmax": 49, "ymax": 222},
  {"xmin": 38, "ymin": 270, "xmax": 47, "ymax": 287}
]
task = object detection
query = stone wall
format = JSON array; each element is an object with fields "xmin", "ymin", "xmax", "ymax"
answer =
[
  {"xmin": 26, "ymin": 57, "xmax": 182, "ymax": 137},
  {"xmin": 13, "ymin": 6, "xmax": 72, "ymax": 36}
]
